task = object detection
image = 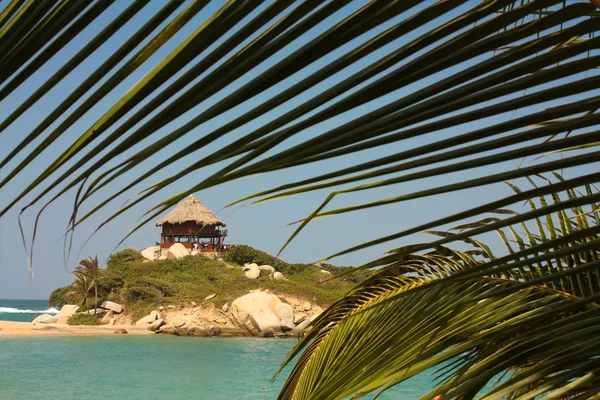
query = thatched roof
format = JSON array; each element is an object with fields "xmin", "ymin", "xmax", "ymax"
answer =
[{"xmin": 155, "ymin": 195, "xmax": 225, "ymax": 227}]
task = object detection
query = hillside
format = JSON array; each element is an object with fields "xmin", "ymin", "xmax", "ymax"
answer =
[{"xmin": 49, "ymin": 246, "xmax": 370, "ymax": 323}]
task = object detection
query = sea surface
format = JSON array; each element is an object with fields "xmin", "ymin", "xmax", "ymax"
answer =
[
  {"xmin": 0, "ymin": 300, "xmax": 439, "ymax": 399},
  {"xmin": 0, "ymin": 298, "xmax": 58, "ymax": 322}
]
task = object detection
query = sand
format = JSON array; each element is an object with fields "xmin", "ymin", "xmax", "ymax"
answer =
[{"xmin": 0, "ymin": 320, "xmax": 154, "ymax": 338}]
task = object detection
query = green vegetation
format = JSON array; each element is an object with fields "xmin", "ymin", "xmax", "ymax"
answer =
[
  {"xmin": 48, "ymin": 285, "xmax": 70, "ymax": 308},
  {"xmin": 225, "ymin": 245, "xmax": 372, "ymax": 283},
  {"xmin": 67, "ymin": 313, "xmax": 101, "ymax": 326},
  {"xmin": 53, "ymin": 247, "xmax": 357, "ymax": 321}
]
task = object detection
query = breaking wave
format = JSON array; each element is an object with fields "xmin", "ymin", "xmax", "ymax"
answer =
[{"xmin": 0, "ymin": 307, "xmax": 59, "ymax": 314}]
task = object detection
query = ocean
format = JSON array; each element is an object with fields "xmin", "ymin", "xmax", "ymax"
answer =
[
  {"xmin": 0, "ymin": 300, "xmax": 438, "ymax": 399},
  {"xmin": 0, "ymin": 298, "xmax": 58, "ymax": 322}
]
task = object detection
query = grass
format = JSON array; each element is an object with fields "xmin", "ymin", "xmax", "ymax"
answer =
[
  {"xmin": 67, "ymin": 313, "xmax": 101, "ymax": 326},
  {"xmin": 51, "ymin": 248, "xmax": 362, "ymax": 322}
]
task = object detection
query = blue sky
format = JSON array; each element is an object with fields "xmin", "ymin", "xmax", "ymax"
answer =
[{"xmin": 1, "ymin": 1, "xmax": 597, "ymax": 299}]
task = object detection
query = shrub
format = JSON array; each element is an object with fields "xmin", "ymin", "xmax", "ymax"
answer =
[
  {"xmin": 319, "ymin": 263, "xmax": 374, "ymax": 284},
  {"xmin": 48, "ymin": 285, "xmax": 70, "ymax": 308},
  {"xmin": 67, "ymin": 313, "xmax": 101, "ymax": 326},
  {"xmin": 124, "ymin": 285, "xmax": 162, "ymax": 303},
  {"xmin": 107, "ymin": 248, "xmax": 143, "ymax": 271},
  {"xmin": 224, "ymin": 245, "xmax": 317, "ymax": 275}
]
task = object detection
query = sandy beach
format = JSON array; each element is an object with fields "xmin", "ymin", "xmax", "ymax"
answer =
[{"xmin": 0, "ymin": 320, "xmax": 154, "ymax": 338}]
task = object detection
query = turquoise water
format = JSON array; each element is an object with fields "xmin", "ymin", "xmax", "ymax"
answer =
[
  {"xmin": 0, "ymin": 299, "xmax": 57, "ymax": 322},
  {"xmin": 0, "ymin": 335, "xmax": 438, "ymax": 399}
]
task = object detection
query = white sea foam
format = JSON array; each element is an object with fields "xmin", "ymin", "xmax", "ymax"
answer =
[{"xmin": 0, "ymin": 307, "xmax": 58, "ymax": 314}]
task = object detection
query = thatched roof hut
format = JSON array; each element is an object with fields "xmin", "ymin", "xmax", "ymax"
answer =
[{"xmin": 155, "ymin": 195, "xmax": 225, "ymax": 227}]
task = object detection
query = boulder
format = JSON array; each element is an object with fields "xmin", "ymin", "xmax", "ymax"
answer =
[
  {"xmin": 150, "ymin": 310, "xmax": 161, "ymax": 319},
  {"xmin": 243, "ymin": 263, "xmax": 259, "ymax": 269},
  {"xmin": 100, "ymin": 310, "xmax": 114, "ymax": 325},
  {"xmin": 147, "ymin": 318, "xmax": 165, "ymax": 331},
  {"xmin": 204, "ymin": 293, "xmax": 216, "ymax": 301},
  {"xmin": 100, "ymin": 301, "xmax": 123, "ymax": 314},
  {"xmin": 108, "ymin": 318, "xmax": 116, "ymax": 326},
  {"xmin": 258, "ymin": 265, "xmax": 275, "ymax": 276},
  {"xmin": 301, "ymin": 301, "xmax": 312, "ymax": 311},
  {"xmin": 291, "ymin": 318, "xmax": 312, "ymax": 335},
  {"xmin": 87, "ymin": 308, "xmax": 108, "ymax": 316},
  {"xmin": 114, "ymin": 329, "xmax": 128, "ymax": 334},
  {"xmin": 319, "ymin": 269, "xmax": 333, "ymax": 277},
  {"xmin": 230, "ymin": 292, "xmax": 285, "ymax": 335},
  {"xmin": 158, "ymin": 255, "xmax": 167, "ymax": 261},
  {"xmin": 141, "ymin": 246, "xmax": 160, "ymax": 261},
  {"xmin": 262, "ymin": 328, "xmax": 275, "ymax": 338},
  {"xmin": 276, "ymin": 303, "xmax": 294, "ymax": 331},
  {"xmin": 135, "ymin": 313, "xmax": 157, "ymax": 326},
  {"xmin": 167, "ymin": 243, "xmax": 189, "ymax": 259},
  {"xmin": 294, "ymin": 312, "xmax": 308, "ymax": 325},
  {"xmin": 208, "ymin": 325, "xmax": 222, "ymax": 337},
  {"xmin": 221, "ymin": 302, "xmax": 229, "ymax": 312},
  {"xmin": 159, "ymin": 325, "xmax": 174, "ymax": 334},
  {"xmin": 158, "ymin": 306, "xmax": 164, "ymax": 311},
  {"xmin": 56, "ymin": 305, "xmax": 80, "ymax": 324},
  {"xmin": 244, "ymin": 264, "xmax": 260, "ymax": 279},
  {"xmin": 190, "ymin": 301, "xmax": 197, "ymax": 307},
  {"xmin": 32, "ymin": 314, "xmax": 57, "ymax": 324},
  {"xmin": 273, "ymin": 272, "xmax": 284, "ymax": 280}
]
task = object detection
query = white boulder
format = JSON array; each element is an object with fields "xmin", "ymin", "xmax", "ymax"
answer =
[
  {"xmin": 100, "ymin": 311, "xmax": 114, "ymax": 325},
  {"xmin": 320, "ymin": 270, "xmax": 333, "ymax": 277},
  {"xmin": 147, "ymin": 318, "xmax": 165, "ymax": 331},
  {"xmin": 204, "ymin": 293, "xmax": 216, "ymax": 301},
  {"xmin": 258, "ymin": 265, "xmax": 275, "ymax": 276},
  {"xmin": 273, "ymin": 272, "xmax": 284, "ymax": 280},
  {"xmin": 56, "ymin": 305, "xmax": 80, "ymax": 324},
  {"xmin": 301, "ymin": 301, "xmax": 312, "ymax": 311},
  {"xmin": 135, "ymin": 313, "xmax": 157, "ymax": 326},
  {"xmin": 167, "ymin": 243, "xmax": 189, "ymax": 259},
  {"xmin": 32, "ymin": 314, "xmax": 57, "ymax": 324},
  {"xmin": 100, "ymin": 301, "xmax": 123, "ymax": 314},
  {"xmin": 243, "ymin": 264, "xmax": 260, "ymax": 279},
  {"xmin": 276, "ymin": 303, "xmax": 294, "ymax": 331},
  {"xmin": 230, "ymin": 292, "xmax": 285, "ymax": 335},
  {"xmin": 141, "ymin": 246, "xmax": 160, "ymax": 261},
  {"xmin": 294, "ymin": 312, "xmax": 308, "ymax": 325}
]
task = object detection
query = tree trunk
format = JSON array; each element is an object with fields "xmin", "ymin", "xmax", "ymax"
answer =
[{"xmin": 95, "ymin": 280, "xmax": 98, "ymax": 310}]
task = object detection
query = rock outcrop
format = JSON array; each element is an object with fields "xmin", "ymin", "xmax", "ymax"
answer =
[
  {"xmin": 276, "ymin": 303, "xmax": 294, "ymax": 331},
  {"xmin": 135, "ymin": 313, "xmax": 157, "ymax": 326},
  {"xmin": 56, "ymin": 305, "xmax": 80, "ymax": 324},
  {"xmin": 147, "ymin": 318, "xmax": 165, "ymax": 331},
  {"xmin": 32, "ymin": 314, "xmax": 57, "ymax": 324},
  {"xmin": 100, "ymin": 311, "xmax": 114, "ymax": 325},
  {"xmin": 273, "ymin": 272, "xmax": 284, "ymax": 280},
  {"xmin": 141, "ymin": 246, "xmax": 160, "ymax": 261},
  {"xmin": 100, "ymin": 301, "xmax": 123, "ymax": 314},
  {"xmin": 167, "ymin": 243, "xmax": 189, "ymax": 259},
  {"xmin": 293, "ymin": 312, "xmax": 307, "ymax": 325},
  {"xmin": 229, "ymin": 292, "xmax": 284, "ymax": 335}
]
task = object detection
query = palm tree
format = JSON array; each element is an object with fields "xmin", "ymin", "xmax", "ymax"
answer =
[
  {"xmin": 74, "ymin": 256, "xmax": 100, "ymax": 310},
  {"xmin": 275, "ymin": 176, "xmax": 600, "ymax": 399},
  {"xmin": 66, "ymin": 271, "xmax": 92, "ymax": 311},
  {"xmin": 1, "ymin": 1, "xmax": 599, "ymax": 398}
]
